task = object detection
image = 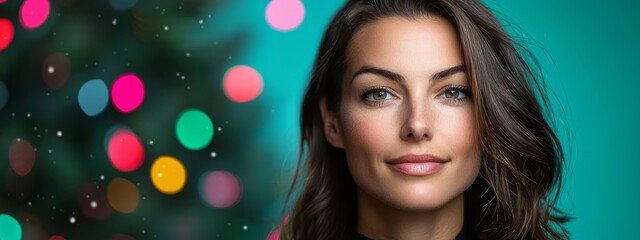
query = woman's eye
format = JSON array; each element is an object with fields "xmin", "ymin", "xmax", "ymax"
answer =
[
  {"xmin": 364, "ymin": 89, "xmax": 393, "ymax": 101},
  {"xmin": 444, "ymin": 88, "xmax": 462, "ymax": 99},
  {"xmin": 438, "ymin": 86, "xmax": 471, "ymax": 104}
]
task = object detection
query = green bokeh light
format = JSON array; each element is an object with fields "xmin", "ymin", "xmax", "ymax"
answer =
[
  {"xmin": 0, "ymin": 214, "xmax": 21, "ymax": 240},
  {"xmin": 175, "ymin": 109, "xmax": 214, "ymax": 150}
]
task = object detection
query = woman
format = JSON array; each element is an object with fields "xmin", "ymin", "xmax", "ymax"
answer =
[{"xmin": 283, "ymin": 0, "xmax": 570, "ymax": 239}]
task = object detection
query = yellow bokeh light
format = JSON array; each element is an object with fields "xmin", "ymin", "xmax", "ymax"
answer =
[{"xmin": 150, "ymin": 156, "xmax": 186, "ymax": 195}]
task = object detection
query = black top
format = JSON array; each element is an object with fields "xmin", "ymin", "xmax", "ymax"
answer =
[{"xmin": 352, "ymin": 223, "xmax": 469, "ymax": 240}]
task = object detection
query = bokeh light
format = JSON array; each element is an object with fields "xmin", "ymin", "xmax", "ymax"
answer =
[
  {"xmin": 199, "ymin": 171, "xmax": 242, "ymax": 208},
  {"xmin": 19, "ymin": 0, "xmax": 50, "ymax": 29},
  {"xmin": 107, "ymin": 129, "xmax": 144, "ymax": 172},
  {"xmin": 0, "ymin": 19, "xmax": 14, "ymax": 51},
  {"xmin": 267, "ymin": 215, "xmax": 288, "ymax": 240},
  {"xmin": 78, "ymin": 79, "xmax": 109, "ymax": 117},
  {"xmin": 265, "ymin": 0, "xmax": 305, "ymax": 31},
  {"xmin": 175, "ymin": 109, "xmax": 214, "ymax": 150},
  {"xmin": 42, "ymin": 52, "xmax": 71, "ymax": 90},
  {"xmin": 223, "ymin": 65, "xmax": 263, "ymax": 103},
  {"xmin": 150, "ymin": 156, "xmax": 186, "ymax": 195},
  {"xmin": 8, "ymin": 138, "xmax": 36, "ymax": 177},
  {"xmin": 111, "ymin": 73, "xmax": 145, "ymax": 113},
  {"xmin": 0, "ymin": 214, "xmax": 22, "ymax": 240},
  {"xmin": 109, "ymin": 0, "xmax": 137, "ymax": 11},
  {"xmin": 0, "ymin": 81, "xmax": 8, "ymax": 111},
  {"xmin": 78, "ymin": 182, "xmax": 112, "ymax": 220},
  {"xmin": 107, "ymin": 178, "xmax": 139, "ymax": 213},
  {"xmin": 267, "ymin": 227, "xmax": 281, "ymax": 240}
]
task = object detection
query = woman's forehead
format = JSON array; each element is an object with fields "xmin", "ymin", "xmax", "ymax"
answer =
[{"xmin": 345, "ymin": 16, "xmax": 464, "ymax": 80}]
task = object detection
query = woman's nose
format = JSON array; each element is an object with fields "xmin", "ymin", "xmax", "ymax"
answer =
[{"xmin": 400, "ymin": 100, "xmax": 432, "ymax": 141}]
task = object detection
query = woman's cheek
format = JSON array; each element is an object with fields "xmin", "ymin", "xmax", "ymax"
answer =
[{"xmin": 341, "ymin": 106, "xmax": 397, "ymax": 153}]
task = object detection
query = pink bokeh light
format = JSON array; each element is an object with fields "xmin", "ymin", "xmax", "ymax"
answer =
[
  {"xmin": 20, "ymin": 0, "xmax": 50, "ymax": 29},
  {"xmin": 111, "ymin": 73, "xmax": 145, "ymax": 113},
  {"xmin": 223, "ymin": 65, "xmax": 263, "ymax": 103}
]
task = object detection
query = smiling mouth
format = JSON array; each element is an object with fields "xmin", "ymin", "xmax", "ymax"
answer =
[{"xmin": 386, "ymin": 154, "xmax": 447, "ymax": 176}]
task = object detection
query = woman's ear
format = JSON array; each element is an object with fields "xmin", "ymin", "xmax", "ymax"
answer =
[{"xmin": 319, "ymin": 98, "xmax": 345, "ymax": 149}]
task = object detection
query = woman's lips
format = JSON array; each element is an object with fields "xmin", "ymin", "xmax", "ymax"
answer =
[{"xmin": 387, "ymin": 154, "xmax": 447, "ymax": 176}]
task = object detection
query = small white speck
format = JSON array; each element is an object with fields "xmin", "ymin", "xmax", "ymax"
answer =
[
  {"xmin": 211, "ymin": 152, "xmax": 217, "ymax": 158},
  {"xmin": 208, "ymin": 14, "xmax": 211, "ymax": 18},
  {"xmin": 149, "ymin": 140, "xmax": 154, "ymax": 145},
  {"xmin": 218, "ymin": 127, "xmax": 222, "ymax": 131},
  {"xmin": 48, "ymin": 66, "xmax": 54, "ymax": 74},
  {"xmin": 57, "ymin": 131, "xmax": 63, "ymax": 137},
  {"xmin": 86, "ymin": 194, "xmax": 90, "ymax": 198},
  {"xmin": 186, "ymin": 52, "xmax": 190, "ymax": 57},
  {"xmin": 27, "ymin": 113, "xmax": 31, "ymax": 117},
  {"xmin": 198, "ymin": 19, "xmax": 203, "ymax": 24},
  {"xmin": 181, "ymin": 76, "xmax": 186, "ymax": 80},
  {"xmin": 164, "ymin": 26, "xmax": 169, "ymax": 31},
  {"xmin": 48, "ymin": 149, "xmax": 52, "ymax": 154},
  {"xmin": 28, "ymin": 202, "xmax": 32, "ymax": 206},
  {"xmin": 70, "ymin": 217, "xmax": 76, "ymax": 224},
  {"xmin": 100, "ymin": 175, "xmax": 104, "ymax": 180},
  {"xmin": 142, "ymin": 230, "xmax": 146, "ymax": 234},
  {"xmin": 90, "ymin": 201, "xmax": 97, "ymax": 208},
  {"xmin": 112, "ymin": 18, "xmax": 117, "ymax": 25},
  {"xmin": 243, "ymin": 225, "xmax": 248, "ymax": 230},
  {"xmin": 157, "ymin": 173, "xmax": 163, "ymax": 178}
]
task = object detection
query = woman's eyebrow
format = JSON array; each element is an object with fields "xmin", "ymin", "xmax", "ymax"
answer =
[
  {"xmin": 351, "ymin": 64, "xmax": 466, "ymax": 84},
  {"xmin": 432, "ymin": 65, "xmax": 465, "ymax": 81}
]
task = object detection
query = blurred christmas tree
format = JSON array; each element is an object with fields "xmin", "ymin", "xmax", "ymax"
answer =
[{"xmin": 0, "ymin": 0, "xmax": 291, "ymax": 239}]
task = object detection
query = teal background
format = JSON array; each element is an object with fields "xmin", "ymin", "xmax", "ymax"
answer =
[
  {"xmin": 481, "ymin": 1, "xmax": 640, "ymax": 239},
  {"xmin": 0, "ymin": 0, "xmax": 638, "ymax": 239}
]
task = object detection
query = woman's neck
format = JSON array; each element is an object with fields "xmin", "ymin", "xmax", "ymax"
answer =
[{"xmin": 356, "ymin": 188, "xmax": 465, "ymax": 240}]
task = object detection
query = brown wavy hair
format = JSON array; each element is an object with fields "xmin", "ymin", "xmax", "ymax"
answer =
[{"xmin": 282, "ymin": 0, "xmax": 570, "ymax": 239}]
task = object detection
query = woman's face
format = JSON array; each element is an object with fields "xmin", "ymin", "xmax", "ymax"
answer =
[{"xmin": 322, "ymin": 16, "xmax": 481, "ymax": 211}]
